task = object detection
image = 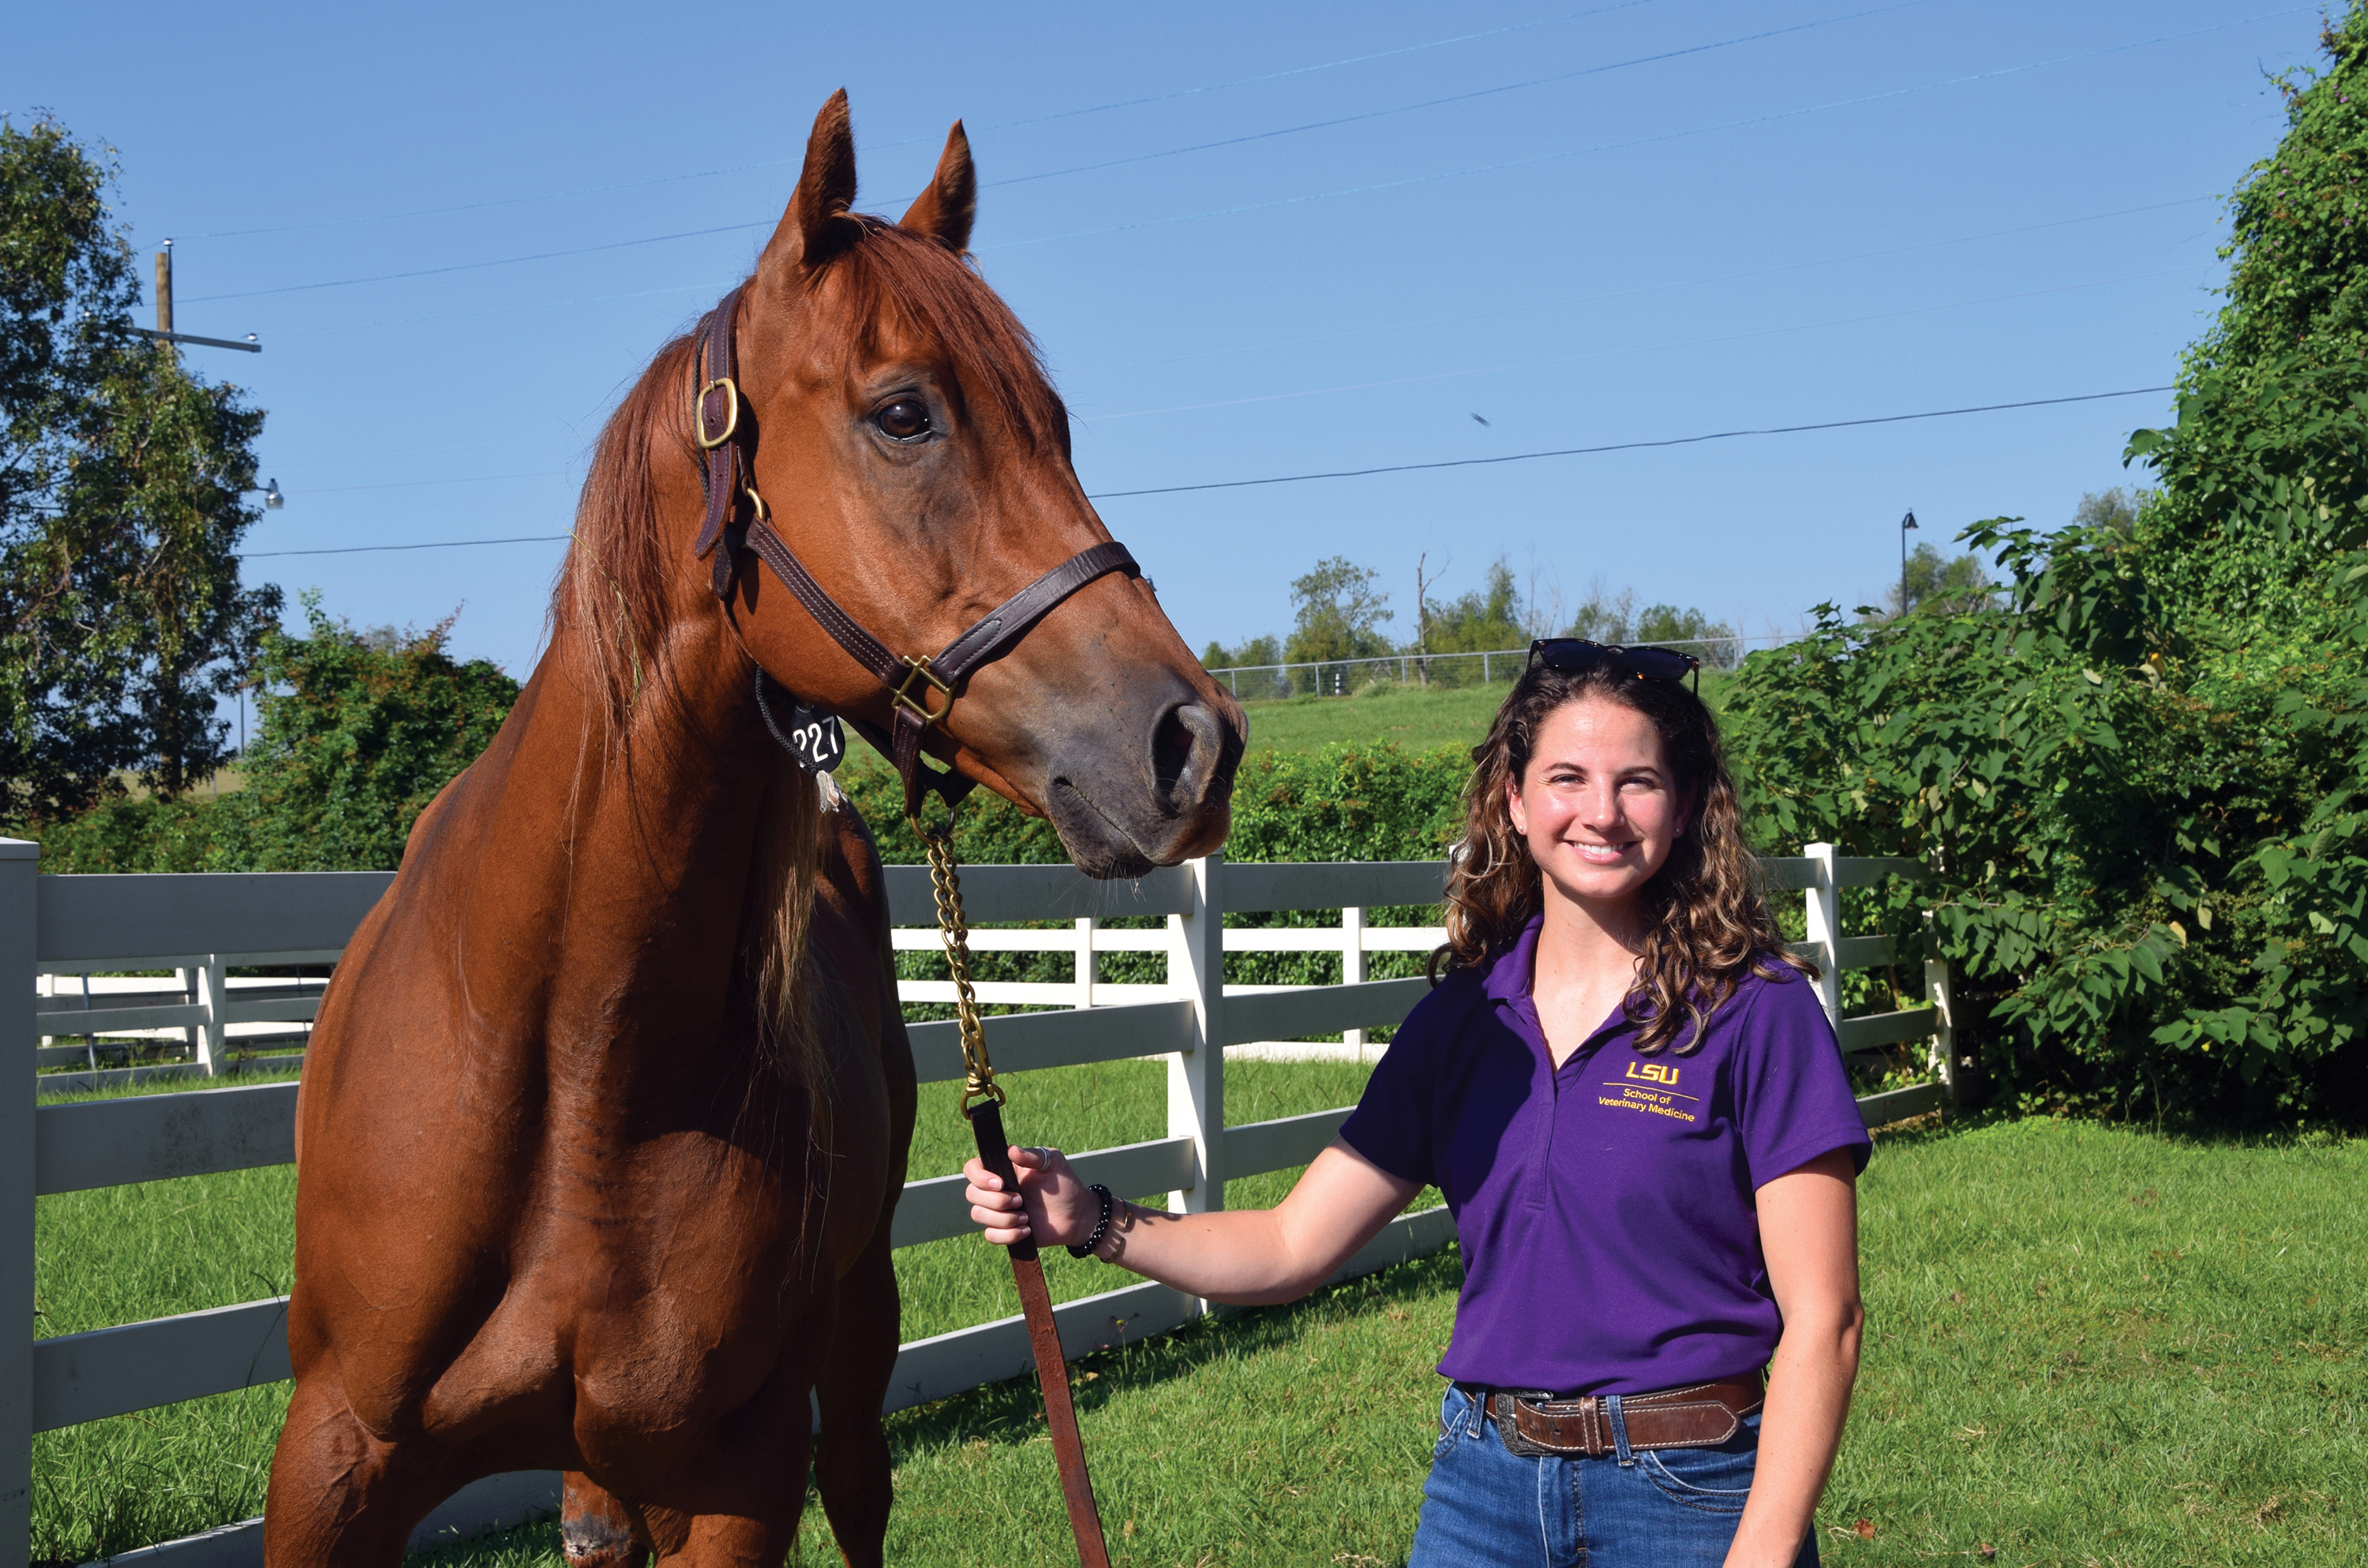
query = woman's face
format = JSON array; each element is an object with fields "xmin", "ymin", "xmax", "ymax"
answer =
[{"xmin": 1508, "ymin": 694, "xmax": 1688, "ymax": 916}]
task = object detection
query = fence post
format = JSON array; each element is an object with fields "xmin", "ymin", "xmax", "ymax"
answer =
[
  {"xmin": 1802, "ymin": 842, "xmax": 1842, "ymax": 1035},
  {"xmin": 1073, "ymin": 916, "xmax": 1096, "ymax": 1010},
  {"xmin": 1924, "ymin": 914, "xmax": 1957, "ymax": 1108},
  {"xmin": 1340, "ymin": 904, "xmax": 1367, "ymax": 1054},
  {"xmin": 1, "ymin": 839, "xmax": 39, "ymax": 1565},
  {"xmin": 1167, "ymin": 853, "xmax": 1225, "ymax": 1236},
  {"xmin": 193, "ymin": 953, "xmax": 227, "ymax": 1075}
]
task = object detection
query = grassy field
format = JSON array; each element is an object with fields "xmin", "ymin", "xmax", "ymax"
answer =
[
  {"xmin": 418, "ymin": 1117, "xmax": 2364, "ymax": 1568},
  {"xmin": 1233, "ymin": 670, "xmax": 1735, "ymax": 755},
  {"xmin": 27, "ymin": 1057, "xmax": 1396, "ymax": 1562},
  {"xmin": 36, "ymin": 1075, "xmax": 2365, "ymax": 1566}
]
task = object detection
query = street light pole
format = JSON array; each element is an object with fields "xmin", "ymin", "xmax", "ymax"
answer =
[{"xmin": 1899, "ymin": 511, "xmax": 1919, "ymax": 618}]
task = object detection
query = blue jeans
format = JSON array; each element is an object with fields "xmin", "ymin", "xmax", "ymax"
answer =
[{"xmin": 1407, "ymin": 1384, "xmax": 1819, "ymax": 1568}]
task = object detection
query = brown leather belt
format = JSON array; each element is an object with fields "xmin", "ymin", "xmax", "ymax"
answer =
[{"xmin": 1471, "ymin": 1372, "xmax": 1765, "ymax": 1458}]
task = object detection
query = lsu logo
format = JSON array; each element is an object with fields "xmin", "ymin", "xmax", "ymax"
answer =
[{"xmin": 1625, "ymin": 1062, "xmax": 1680, "ymax": 1086}]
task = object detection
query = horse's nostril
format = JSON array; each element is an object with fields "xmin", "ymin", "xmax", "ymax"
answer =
[{"xmin": 1152, "ymin": 708, "xmax": 1197, "ymax": 800}]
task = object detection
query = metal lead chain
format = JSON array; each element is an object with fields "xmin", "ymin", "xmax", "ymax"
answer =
[{"xmin": 918, "ymin": 821, "xmax": 1002, "ymax": 1117}]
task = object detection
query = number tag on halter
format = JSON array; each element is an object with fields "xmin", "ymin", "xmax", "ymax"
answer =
[{"xmin": 785, "ymin": 700, "xmax": 846, "ymax": 774}]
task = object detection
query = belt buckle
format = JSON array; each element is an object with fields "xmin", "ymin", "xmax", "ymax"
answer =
[{"xmin": 1495, "ymin": 1390, "xmax": 1606, "ymax": 1459}]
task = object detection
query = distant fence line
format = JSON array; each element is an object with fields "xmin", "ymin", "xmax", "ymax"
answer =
[{"xmin": 1204, "ymin": 636, "xmax": 1791, "ymax": 700}]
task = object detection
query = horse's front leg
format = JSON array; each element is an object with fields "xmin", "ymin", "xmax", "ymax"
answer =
[
  {"xmin": 812, "ymin": 1216, "xmax": 901, "ymax": 1568},
  {"xmin": 261, "ymin": 1369, "xmax": 452, "ymax": 1568}
]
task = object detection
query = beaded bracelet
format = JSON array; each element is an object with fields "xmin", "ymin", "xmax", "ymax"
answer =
[{"xmin": 1066, "ymin": 1184, "xmax": 1115, "ymax": 1259}]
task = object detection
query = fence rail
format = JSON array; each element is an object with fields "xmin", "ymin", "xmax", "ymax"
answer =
[
  {"xmin": 5, "ymin": 839, "xmax": 1951, "ymax": 1565},
  {"xmin": 1202, "ymin": 636, "xmax": 1795, "ymax": 699}
]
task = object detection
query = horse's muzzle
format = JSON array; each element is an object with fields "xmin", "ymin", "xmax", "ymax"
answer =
[{"xmin": 1043, "ymin": 688, "xmax": 1241, "ymax": 879}]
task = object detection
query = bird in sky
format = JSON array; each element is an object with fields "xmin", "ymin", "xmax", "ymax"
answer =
[{"xmin": 1470, "ymin": 413, "xmax": 1490, "ymax": 426}]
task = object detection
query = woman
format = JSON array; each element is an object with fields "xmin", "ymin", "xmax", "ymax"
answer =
[{"xmin": 965, "ymin": 640, "xmax": 1868, "ymax": 1567}]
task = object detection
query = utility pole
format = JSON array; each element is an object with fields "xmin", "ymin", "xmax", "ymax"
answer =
[
  {"xmin": 155, "ymin": 239, "xmax": 174, "ymax": 335},
  {"xmin": 1899, "ymin": 511, "xmax": 1919, "ymax": 619},
  {"xmin": 134, "ymin": 241, "xmax": 260, "ymax": 354}
]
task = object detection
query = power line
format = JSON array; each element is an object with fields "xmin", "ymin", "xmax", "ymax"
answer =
[
  {"xmin": 957, "ymin": 0, "xmax": 1667, "ymax": 138},
  {"xmin": 187, "ymin": 0, "xmax": 1669, "ymax": 245},
  {"xmin": 240, "ymin": 384, "xmax": 2173, "ymax": 558},
  {"xmin": 184, "ymin": 222, "xmax": 762, "ymax": 305},
  {"xmin": 186, "ymin": 4, "xmax": 2291, "ymax": 303},
  {"xmin": 247, "ymin": 534, "xmax": 571, "ymax": 559},
  {"xmin": 986, "ymin": 4, "xmax": 2310, "ymax": 253},
  {"xmin": 987, "ymin": 0, "xmax": 1934, "ymax": 191},
  {"xmin": 1087, "ymin": 387, "xmax": 2176, "ymax": 499}
]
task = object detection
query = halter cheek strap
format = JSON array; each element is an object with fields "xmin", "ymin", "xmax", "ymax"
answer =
[{"xmin": 689, "ymin": 283, "xmax": 1138, "ymax": 819}]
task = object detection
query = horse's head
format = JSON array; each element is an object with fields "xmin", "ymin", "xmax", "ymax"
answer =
[{"xmin": 704, "ymin": 92, "xmax": 1241, "ymax": 878}]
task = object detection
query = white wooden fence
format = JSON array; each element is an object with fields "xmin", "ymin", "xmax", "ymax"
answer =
[{"xmin": 2, "ymin": 840, "xmax": 1950, "ymax": 1566}]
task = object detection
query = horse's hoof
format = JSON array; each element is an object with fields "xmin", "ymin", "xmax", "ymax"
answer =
[{"xmin": 561, "ymin": 1509, "xmax": 649, "ymax": 1568}]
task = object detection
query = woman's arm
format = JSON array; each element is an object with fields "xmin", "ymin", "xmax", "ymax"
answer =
[
  {"xmin": 1726, "ymin": 1147, "xmax": 1864, "ymax": 1568},
  {"xmin": 965, "ymin": 1138, "xmax": 1420, "ymax": 1306}
]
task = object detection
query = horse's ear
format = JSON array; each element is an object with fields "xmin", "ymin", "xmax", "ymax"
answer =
[
  {"xmin": 760, "ymin": 89, "xmax": 861, "ymax": 277},
  {"xmin": 900, "ymin": 122, "xmax": 976, "ymax": 254}
]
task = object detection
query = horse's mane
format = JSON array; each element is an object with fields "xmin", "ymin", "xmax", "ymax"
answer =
[{"xmin": 549, "ymin": 215, "xmax": 1068, "ymax": 1109}]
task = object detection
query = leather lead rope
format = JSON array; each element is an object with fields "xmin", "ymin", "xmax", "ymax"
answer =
[
  {"xmin": 687, "ymin": 283, "xmax": 1115, "ymax": 1563},
  {"xmin": 921, "ymin": 826, "xmax": 1112, "ymax": 1567}
]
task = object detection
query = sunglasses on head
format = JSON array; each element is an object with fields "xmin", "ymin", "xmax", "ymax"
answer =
[{"xmin": 1527, "ymin": 638, "xmax": 1702, "ymax": 693}]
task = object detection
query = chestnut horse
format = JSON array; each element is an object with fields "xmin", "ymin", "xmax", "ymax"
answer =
[{"xmin": 261, "ymin": 92, "xmax": 1243, "ymax": 1567}]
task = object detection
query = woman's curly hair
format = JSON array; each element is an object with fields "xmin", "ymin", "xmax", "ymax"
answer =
[{"xmin": 1432, "ymin": 657, "xmax": 1812, "ymax": 1054}]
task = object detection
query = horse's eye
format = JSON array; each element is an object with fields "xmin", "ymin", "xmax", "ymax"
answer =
[{"xmin": 875, "ymin": 399, "xmax": 931, "ymax": 441}]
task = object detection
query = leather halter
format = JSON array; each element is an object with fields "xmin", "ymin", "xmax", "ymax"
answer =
[{"xmin": 689, "ymin": 283, "xmax": 1138, "ymax": 818}]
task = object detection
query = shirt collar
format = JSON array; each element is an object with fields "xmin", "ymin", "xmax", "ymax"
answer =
[{"xmin": 1482, "ymin": 915, "xmax": 1546, "ymax": 1004}]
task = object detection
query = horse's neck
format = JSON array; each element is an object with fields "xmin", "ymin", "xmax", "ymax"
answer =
[{"xmin": 453, "ymin": 617, "xmax": 779, "ymax": 1060}]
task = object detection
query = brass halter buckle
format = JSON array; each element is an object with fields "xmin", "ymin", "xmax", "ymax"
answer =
[
  {"xmin": 893, "ymin": 654, "xmax": 955, "ymax": 727},
  {"xmin": 694, "ymin": 376, "xmax": 740, "ymax": 449}
]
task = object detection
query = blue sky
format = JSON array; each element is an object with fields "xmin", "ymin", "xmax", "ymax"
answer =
[{"xmin": 6, "ymin": 1, "xmax": 2327, "ymax": 676}]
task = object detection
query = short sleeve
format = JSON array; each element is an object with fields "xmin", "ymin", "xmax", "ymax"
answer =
[
  {"xmin": 1733, "ymin": 970, "xmax": 1872, "ymax": 1188},
  {"xmin": 1338, "ymin": 975, "xmax": 1473, "ymax": 1189}
]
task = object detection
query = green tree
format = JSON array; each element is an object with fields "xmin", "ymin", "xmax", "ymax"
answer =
[
  {"xmin": 1283, "ymin": 556, "xmax": 1393, "ymax": 665},
  {"xmin": 1883, "ymin": 542, "xmax": 1995, "ymax": 619},
  {"xmin": 0, "ymin": 115, "xmax": 279, "ymax": 821},
  {"xmin": 229, "ymin": 596, "xmax": 519, "ymax": 870},
  {"xmin": 1201, "ymin": 633, "xmax": 1282, "ymax": 670},
  {"xmin": 1565, "ymin": 582, "xmax": 1636, "ymax": 645},
  {"xmin": 1422, "ymin": 558, "xmax": 1526, "ymax": 655},
  {"xmin": 2071, "ymin": 486, "xmax": 2149, "ymax": 537},
  {"xmin": 1632, "ymin": 603, "xmax": 1742, "ymax": 667}
]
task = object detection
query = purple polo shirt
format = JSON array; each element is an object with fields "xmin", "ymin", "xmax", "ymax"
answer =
[{"xmin": 1339, "ymin": 916, "xmax": 1869, "ymax": 1396}]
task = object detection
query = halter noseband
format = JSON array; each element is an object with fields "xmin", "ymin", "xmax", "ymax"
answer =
[{"xmin": 689, "ymin": 283, "xmax": 1138, "ymax": 819}]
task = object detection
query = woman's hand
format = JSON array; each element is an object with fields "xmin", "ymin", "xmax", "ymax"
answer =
[{"xmin": 964, "ymin": 1145, "xmax": 1097, "ymax": 1249}]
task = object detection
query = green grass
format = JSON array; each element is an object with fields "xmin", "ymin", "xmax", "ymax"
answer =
[
  {"xmin": 419, "ymin": 1117, "xmax": 2362, "ymax": 1568},
  {"xmin": 27, "ymin": 1057, "xmax": 1388, "ymax": 1562},
  {"xmin": 37, "ymin": 1087, "xmax": 2366, "ymax": 1566},
  {"xmin": 1233, "ymin": 683, "xmax": 1507, "ymax": 755},
  {"xmin": 1232, "ymin": 669, "xmax": 1736, "ymax": 755}
]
